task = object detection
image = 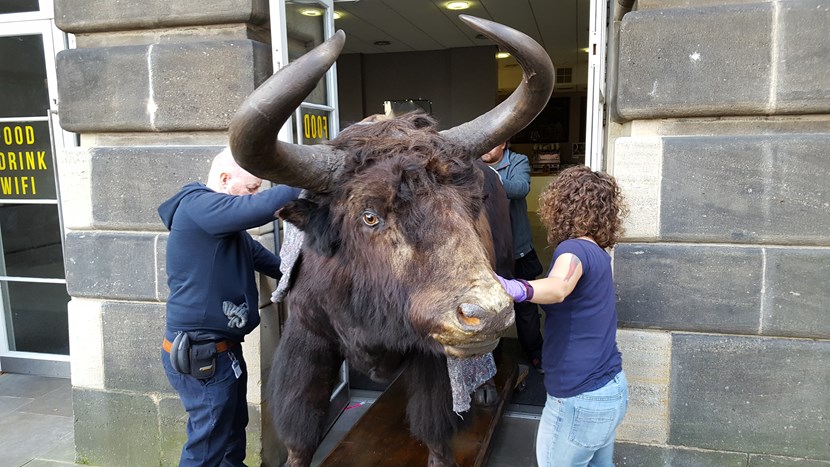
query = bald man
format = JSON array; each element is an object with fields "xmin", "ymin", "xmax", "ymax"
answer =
[{"xmin": 158, "ymin": 148, "xmax": 299, "ymax": 466}]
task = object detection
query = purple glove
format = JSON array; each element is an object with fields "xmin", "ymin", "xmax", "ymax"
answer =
[{"xmin": 497, "ymin": 275, "xmax": 527, "ymax": 302}]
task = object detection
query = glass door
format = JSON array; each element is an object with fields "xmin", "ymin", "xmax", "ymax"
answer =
[
  {"xmin": 273, "ymin": 0, "xmax": 341, "ymax": 146},
  {"xmin": 0, "ymin": 3, "xmax": 74, "ymax": 377},
  {"xmin": 270, "ymin": 0, "xmax": 348, "ymax": 432}
]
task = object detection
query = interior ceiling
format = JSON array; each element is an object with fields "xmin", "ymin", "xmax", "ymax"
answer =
[{"xmin": 332, "ymin": 0, "xmax": 591, "ymax": 69}]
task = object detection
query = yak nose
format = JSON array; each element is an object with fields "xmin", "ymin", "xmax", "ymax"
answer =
[
  {"xmin": 456, "ymin": 303, "xmax": 489, "ymax": 332},
  {"xmin": 456, "ymin": 303, "xmax": 487, "ymax": 332},
  {"xmin": 455, "ymin": 302, "xmax": 515, "ymax": 334}
]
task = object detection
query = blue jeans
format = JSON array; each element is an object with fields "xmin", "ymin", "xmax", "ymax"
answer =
[
  {"xmin": 162, "ymin": 341, "xmax": 248, "ymax": 466},
  {"xmin": 535, "ymin": 371, "xmax": 628, "ymax": 467}
]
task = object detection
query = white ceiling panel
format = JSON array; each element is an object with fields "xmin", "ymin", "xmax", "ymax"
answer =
[
  {"xmin": 332, "ymin": 0, "xmax": 586, "ymax": 61},
  {"xmin": 477, "ymin": 0, "xmax": 543, "ymax": 44}
]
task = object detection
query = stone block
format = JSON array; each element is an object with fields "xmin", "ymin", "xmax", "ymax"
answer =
[
  {"xmin": 641, "ymin": 116, "xmax": 830, "ymax": 137},
  {"xmin": 638, "ymin": 0, "xmax": 774, "ymax": 8},
  {"xmin": 612, "ymin": 137, "xmax": 662, "ymax": 241},
  {"xmin": 159, "ymin": 396, "xmax": 263, "ymax": 466},
  {"xmin": 616, "ymin": 330, "xmax": 671, "ymax": 444},
  {"xmin": 763, "ymin": 248, "xmax": 830, "ymax": 339},
  {"xmin": 85, "ymin": 131, "xmax": 229, "ymax": 147},
  {"xmin": 775, "ymin": 0, "xmax": 830, "ymax": 114},
  {"xmin": 91, "ymin": 146, "xmax": 215, "ymax": 229},
  {"xmin": 617, "ymin": 4, "xmax": 772, "ymax": 119},
  {"xmin": 158, "ymin": 234, "xmax": 169, "ymax": 300},
  {"xmin": 151, "ymin": 40, "xmax": 272, "ymax": 131},
  {"xmin": 68, "ymin": 298, "xmax": 104, "ymax": 389},
  {"xmin": 57, "ymin": 40, "xmax": 271, "ymax": 132},
  {"xmin": 55, "ymin": 0, "xmax": 268, "ymax": 33},
  {"xmin": 243, "ymin": 326, "xmax": 263, "ymax": 405},
  {"xmin": 615, "ymin": 442, "xmax": 749, "ymax": 466},
  {"xmin": 615, "ymin": 243, "xmax": 763, "ymax": 334},
  {"xmin": 73, "ymin": 24, "xmax": 261, "ymax": 49},
  {"xmin": 57, "ymin": 148, "xmax": 93, "ymax": 230},
  {"xmin": 64, "ymin": 231, "xmax": 160, "ymax": 300},
  {"xmin": 246, "ymin": 404, "xmax": 264, "ymax": 466},
  {"xmin": 750, "ymin": 454, "xmax": 830, "ymax": 466},
  {"xmin": 73, "ymin": 388, "xmax": 161, "ymax": 466},
  {"xmin": 58, "ymin": 146, "xmax": 221, "ymax": 230},
  {"xmin": 259, "ymin": 300, "xmax": 282, "ymax": 378},
  {"xmin": 660, "ymin": 135, "xmax": 830, "ymax": 245},
  {"xmin": 669, "ymin": 333, "xmax": 830, "ymax": 460},
  {"xmin": 159, "ymin": 396, "xmax": 188, "ymax": 466},
  {"xmin": 57, "ymin": 46, "xmax": 151, "ymax": 132},
  {"xmin": 101, "ymin": 301, "xmax": 169, "ymax": 392}
]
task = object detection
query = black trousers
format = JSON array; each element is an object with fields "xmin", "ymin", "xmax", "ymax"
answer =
[{"xmin": 514, "ymin": 249, "xmax": 544, "ymax": 361}]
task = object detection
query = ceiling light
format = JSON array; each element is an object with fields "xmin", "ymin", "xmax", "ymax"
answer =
[
  {"xmin": 581, "ymin": 47, "xmax": 590, "ymax": 53},
  {"xmin": 333, "ymin": 11, "xmax": 343, "ymax": 19},
  {"xmin": 300, "ymin": 8, "xmax": 323, "ymax": 16},
  {"xmin": 374, "ymin": 40, "xmax": 391, "ymax": 46},
  {"xmin": 446, "ymin": 1, "xmax": 470, "ymax": 10},
  {"xmin": 496, "ymin": 51, "xmax": 511, "ymax": 59}
]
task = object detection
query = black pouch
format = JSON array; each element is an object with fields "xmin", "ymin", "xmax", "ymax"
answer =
[
  {"xmin": 189, "ymin": 341, "xmax": 217, "ymax": 380},
  {"xmin": 169, "ymin": 331, "xmax": 191, "ymax": 375}
]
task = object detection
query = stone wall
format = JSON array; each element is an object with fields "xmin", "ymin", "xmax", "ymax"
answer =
[
  {"xmin": 52, "ymin": 0, "xmax": 830, "ymax": 465},
  {"xmin": 611, "ymin": 1, "xmax": 830, "ymax": 464},
  {"xmin": 53, "ymin": 1, "xmax": 279, "ymax": 465}
]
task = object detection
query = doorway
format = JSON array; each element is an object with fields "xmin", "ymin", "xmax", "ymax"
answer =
[
  {"xmin": 328, "ymin": 0, "xmax": 602, "ymax": 408},
  {"xmin": 270, "ymin": 0, "xmax": 350, "ymax": 435}
]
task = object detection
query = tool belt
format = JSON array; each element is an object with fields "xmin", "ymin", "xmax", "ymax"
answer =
[{"xmin": 163, "ymin": 332, "xmax": 236, "ymax": 380}]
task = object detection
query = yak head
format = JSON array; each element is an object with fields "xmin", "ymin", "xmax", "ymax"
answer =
[{"xmin": 228, "ymin": 15, "xmax": 554, "ymax": 358}]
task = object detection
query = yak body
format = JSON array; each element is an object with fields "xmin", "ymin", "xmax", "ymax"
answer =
[
  {"xmin": 270, "ymin": 114, "xmax": 514, "ymax": 466},
  {"xmin": 227, "ymin": 15, "xmax": 554, "ymax": 466}
]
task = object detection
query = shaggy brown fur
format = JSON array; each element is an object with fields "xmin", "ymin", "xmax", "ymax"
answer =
[{"xmin": 269, "ymin": 112, "xmax": 513, "ymax": 467}]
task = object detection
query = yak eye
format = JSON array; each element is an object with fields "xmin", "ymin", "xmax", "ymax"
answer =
[{"xmin": 362, "ymin": 210, "xmax": 380, "ymax": 227}]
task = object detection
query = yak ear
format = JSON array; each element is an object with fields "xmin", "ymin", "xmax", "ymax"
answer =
[
  {"xmin": 277, "ymin": 199, "xmax": 315, "ymax": 229},
  {"xmin": 278, "ymin": 199, "xmax": 341, "ymax": 257}
]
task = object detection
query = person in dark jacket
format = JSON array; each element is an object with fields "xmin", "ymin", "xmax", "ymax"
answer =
[
  {"xmin": 481, "ymin": 142, "xmax": 545, "ymax": 372},
  {"xmin": 158, "ymin": 148, "xmax": 299, "ymax": 466}
]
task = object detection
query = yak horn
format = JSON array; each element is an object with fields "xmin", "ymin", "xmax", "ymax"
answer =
[
  {"xmin": 441, "ymin": 15, "xmax": 555, "ymax": 158},
  {"xmin": 229, "ymin": 31, "xmax": 347, "ymax": 193}
]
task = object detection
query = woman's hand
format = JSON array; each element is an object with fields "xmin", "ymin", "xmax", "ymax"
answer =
[{"xmin": 496, "ymin": 275, "xmax": 528, "ymax": 302}]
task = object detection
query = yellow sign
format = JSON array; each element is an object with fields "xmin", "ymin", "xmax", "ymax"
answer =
[
  {"xmin": 301, "ymin": 110, "xmax": 330, "ymax": 144},
  {"xmin": 0, "ymin": 122, "xmax": 55, "ymax": 199}
]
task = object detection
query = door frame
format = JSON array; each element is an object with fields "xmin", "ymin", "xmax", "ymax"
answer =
[
  {"xmin": 268, "ymin": 0, "xmax": 348, "ymax": 433},
  {"xmin": 585, "ymin": 0, "xmax": 609, "ymax": 171}
]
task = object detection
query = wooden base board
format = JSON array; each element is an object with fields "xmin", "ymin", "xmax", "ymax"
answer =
[{"xmin": 320, "ymin": 350, "xmax": 519, "ymax": 466}]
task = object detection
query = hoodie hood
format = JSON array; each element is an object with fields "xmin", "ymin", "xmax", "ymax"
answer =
[{"xmin": 158, "ymin": 182, "xmax": 211, "ymax": 230}]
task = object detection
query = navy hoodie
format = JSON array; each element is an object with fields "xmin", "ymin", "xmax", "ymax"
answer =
[{"xmin": 158, "ymin": 182, "xmax": 300, "ymax": 342}]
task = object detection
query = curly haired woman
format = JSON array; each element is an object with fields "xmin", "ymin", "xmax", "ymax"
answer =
[{"xmin": 497, "ymin": 165, "xmax": 630, "ymax": 467}]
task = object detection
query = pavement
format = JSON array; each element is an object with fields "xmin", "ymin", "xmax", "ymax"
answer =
[
  {"xmin": 0, "ymin": 372, "xmax": 540, "ymax": 467},
  {"xmin": 0, "ymin": 373, "xmax": 77, "ymax": 466}
]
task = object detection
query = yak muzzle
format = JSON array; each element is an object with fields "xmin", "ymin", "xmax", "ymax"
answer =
[
  {"xmin": 456, "ymin": 302, "xmax": 513, "ymax": 335},
  {"xmin": 433, "ymin": 301, "xmax": 515, "ymax": 359}
]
